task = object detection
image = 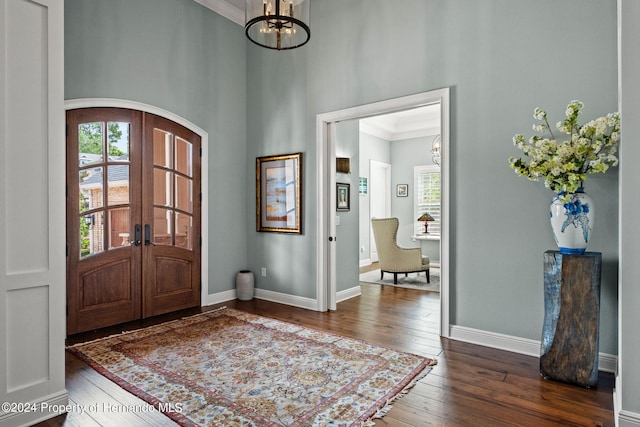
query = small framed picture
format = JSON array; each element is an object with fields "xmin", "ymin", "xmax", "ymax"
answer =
[
  {"xmin": 336, "ymin": 183, "xmax": 350, "ymax": 212},
  {"xmin": 396, "ymin": 184, "xmax": 408, "ymax": 197},
  {"xmin": 359, "ymin": 177, "xmax": 368, "ymax": 195}
]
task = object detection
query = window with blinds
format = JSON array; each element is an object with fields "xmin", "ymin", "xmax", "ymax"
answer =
[{"xmin": 414, "ymin": 165, "xmax": 441, "ymax": 236}]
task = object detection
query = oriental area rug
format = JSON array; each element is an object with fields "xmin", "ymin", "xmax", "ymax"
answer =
[{"xmin": 67, "ymin": 308, "xmax": 436, "ymax": 426}]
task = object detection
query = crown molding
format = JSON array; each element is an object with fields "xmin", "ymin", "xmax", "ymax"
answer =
[
  {"xmin": 360, "ymin": 121, "xmax": 440, "ymax": 142},
  {"xmin": 194, "ymin": 0, "xmax": 244, "ymax": 26}
]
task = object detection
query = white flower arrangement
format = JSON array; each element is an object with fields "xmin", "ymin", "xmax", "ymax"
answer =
[{"xmin": 509, "ymin": 100, "xmax": 620, "ymax": 201}]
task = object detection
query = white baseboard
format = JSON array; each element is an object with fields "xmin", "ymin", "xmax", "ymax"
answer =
[
  {"xmin": 337, "ymin": 285, "xmax": 361, "ymax": 303},
  {"xmin": 619, "ymin": 410, "xmax": 640, "ymax": 427},
  {"xmin": 359, "ymin": 258, "xmax": 371, "ymax": 267},
  {"xmin": 204, "ymin": 288, "xmax": 318, "ymax": 311},
  {"xmin": 253, "ymin": 288, "xmax": 318, "ymax": 310},
  {"xmin": 0, "ymin": 390, "xmax": 68, "ymax": 427},
  {"xmin": 449, "ymin": 325, "xmax": 617, "ymax": 373},
  {"xmin": 203, "ymin": 289, "xmax": 236, "ymax": 306},
  {"xmin": 615, "ymin": 375, "xmax": 640, "ymax": 427}
]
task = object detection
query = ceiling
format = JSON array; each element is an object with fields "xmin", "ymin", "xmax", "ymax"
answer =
[
  {"xmin": 194, "ymin": 0, "xmax": 245, "ymax": 25},
  {"xmin": 194, "ymin": 1, "xmax": 441, "ymax": 141},
  {"xmin": 360, "ymin": 104, "xmax": 441, "ymax": 141}
]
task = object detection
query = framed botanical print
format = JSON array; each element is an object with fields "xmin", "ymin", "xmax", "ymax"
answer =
[
  {"xmin": 336, "ymin": 183, "xmax": 350, "ymax": 212},
  {"xmin": 396, "ymin": 184, "xmax": 408, "ymax": 197},
  {"xmin": 256, "ymin": 152, "xmax": 302, "ymax": 233}
]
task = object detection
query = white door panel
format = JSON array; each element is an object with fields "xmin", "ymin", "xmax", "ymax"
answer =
[
  {"xmin": 0, "ymin": 0, "xmax": 67, "ymax": 424},
  {"xmin": 369, "ymin": 160, "xmax": 391, "ymax": 262}
]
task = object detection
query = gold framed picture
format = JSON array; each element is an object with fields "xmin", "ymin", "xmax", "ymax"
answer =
[{"xmin": 256, "ymin": 152, "xmax": 302, "ymax": 233}]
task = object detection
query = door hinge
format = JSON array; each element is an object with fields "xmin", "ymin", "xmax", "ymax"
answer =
[
  {"xmin": 199, "ymin": 192, "xmax": 202, "ymax": 202},
  {"xmin": 66, "ymin": 305, "xmax": 68, "ymax": 316},
  {"xmin": 65, "ymin": 184, "xmax": 68, "ymax": 197},
  {"xmin": 65, "ymin": 124, "xmax": 68, "ymax": 137},
  {"xmin": 199, "ymin": 237, "xmax": 202, "ymax": 247},
  {"xmin": 199, "ymin": 146, "xmax": 202, "ymax": 157},
  {"xmin": 66, "ymin": 245, "xmax": 69, "ymax": 257}
]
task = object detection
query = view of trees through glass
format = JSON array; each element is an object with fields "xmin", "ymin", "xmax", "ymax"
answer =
[{"xmin": 78, "ymin": 122, "xmax": 130, "ymax": 257}]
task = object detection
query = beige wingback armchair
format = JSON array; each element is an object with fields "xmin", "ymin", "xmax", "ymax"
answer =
[{"xmin": 371, "ymin": 217, "xmax": 430, "ymax": 284}]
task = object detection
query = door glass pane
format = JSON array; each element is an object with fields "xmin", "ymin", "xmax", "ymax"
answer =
[
  {"xmin": 108, "ymin": 208, "xmax": 130, "ymax": 249},
  {"xmin": 154, "ymin": 207, "xmax": 173, "ymax": 246},
  {"xmin": 154, "ymin": 169, "xmax": 173, "ymax": 207},
  {"xmin": 79, "ymin": 167, "xmax": 103, "ymax": 210},
  {"xmin": 175, "ymin": 213, "xmax": 192, "ymax": 250},
  {"xmin": 80, "ymin": 211, "xmax": 104, "ymax": 258},
  {"xmin": 175, "ymin": 137, "xmax": 192, "ymax": 177},
  {"xmin": 79, "ymin": 190, "xmax": 91, "ymax": 214},
  {"xmin": 175, "ymin": 175, "xmax": 192, "ymax": 213},
  {"xmin": 107, "ymin": 165, "xmax": 129, "ymax": 206},
  {"xmin": 153, "ymin": 128, "xmax": 173, "ymax": 168},
  {"xmin": 78, "ymin": 122, "xmax": 104, "ymax": 166},
  {"xmin": 107, "ymin": 122, "xmax": 130, "ymax": 161}
]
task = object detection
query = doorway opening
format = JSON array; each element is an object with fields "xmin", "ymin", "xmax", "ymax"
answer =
[{"xmin": 315, "ymin": 88, "xmax": 450, "ymax": 337}]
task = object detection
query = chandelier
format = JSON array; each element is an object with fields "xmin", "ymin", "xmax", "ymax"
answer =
[
  {"xmin": 431, "ymin": 134, "xmax": 441, "ymax": 166},
  {"xmin": 245, "ymin": 0, "xmax": 311, "ymax": 50}
]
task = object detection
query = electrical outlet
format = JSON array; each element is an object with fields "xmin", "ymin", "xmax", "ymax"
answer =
[{"xmin": 261, "ymin": 267, "xmax": 267, "ymax": 277}]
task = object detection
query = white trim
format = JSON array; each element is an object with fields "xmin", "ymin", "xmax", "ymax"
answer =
[
  {"xmin": 193, "ymin": 0, "xmax": 244, "ymax": 26},
  {"xmin": 64, "ymin": 98, "xmax": 210, "ymax": 309},
  {"xmin": 0, "ymin": 390, "xmax": 68, "ymax": 427},
  {"xmin": 359, "ymin": 258, "xmax": 371, "ymax": 267},
  {"xmin": 449, "ymin": 325, "xmax": 618, "ymax": 373},
  {"xmin": 337, "ymin": 285, "xmax": 361, "ymax": 303},
  {"xmin": 412, "ymin": 234, "xmax": 440, "ymax": 241},
  {"xmin": 254, "ymin": 288, "xmax": 318, "ymax": 311},
  {"xmin": 316, "ymin": 88, "xmax": 451, "ymax": 339},
  {"xmin": 360, "ymin": 120, "xmax": 440, "ymax": 142},
  {"xmin": 203, "ymin": 289, "xmax": 236, "ymax": 307},
  {"xmin": 619, "ymin": 410, "xmax": 640, "ymax": 427}
]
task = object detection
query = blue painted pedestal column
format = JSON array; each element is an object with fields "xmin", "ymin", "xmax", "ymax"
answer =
[{"xmin": 541, "ymin": 250, "xmax": 601, "ymax": 387}]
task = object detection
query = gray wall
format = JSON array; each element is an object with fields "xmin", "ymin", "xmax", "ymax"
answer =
[
  {"xmin": 619, "ymin": 0, "xmax": 640, "ymax": 419},
  {"xmin": 65, "ymin": 0, "xmax": 248, "ymax": 294},
  {"xmin": 247, "ymin": 0, "xmax": 619, "ymax": 355}
]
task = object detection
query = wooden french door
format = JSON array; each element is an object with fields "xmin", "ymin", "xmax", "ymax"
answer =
[{"xmin": 66, "ymin": 108, "xmax": 201, "ymax": 335}]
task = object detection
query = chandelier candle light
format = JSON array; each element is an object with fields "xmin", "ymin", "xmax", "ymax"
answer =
[
  {"xmin": 245, "ymin": 0, "xmax": 310, "ymax": 50},
  {"xmin": 509, "ymin": 100, "xmax": 620, "ymax": 254}
]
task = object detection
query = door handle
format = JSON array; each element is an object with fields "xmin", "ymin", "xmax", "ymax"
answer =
[
  {"xmin": 131, "ymin": 224, "xmax": 142, "ymax": 246},
  {"xmin": 144, "ymin": 224, "xmax": 156, "ymax": 246}
]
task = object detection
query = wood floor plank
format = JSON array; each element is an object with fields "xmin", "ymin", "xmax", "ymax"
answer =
[{"xmin": 35, "ymin": 282, "xmax": 614, "ymax": 426}]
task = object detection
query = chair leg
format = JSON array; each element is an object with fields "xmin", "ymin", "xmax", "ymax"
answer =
[
  {"xmin": 380, "ymin": 270, "xmax": 384, "ymax": 280},
  {"xmin": 394, "ymin": 273, "xmax": 398, "ymax": 284},
  {"xmin": 427, "ymin": 269, "xmax": 430, "ymax": 283}
]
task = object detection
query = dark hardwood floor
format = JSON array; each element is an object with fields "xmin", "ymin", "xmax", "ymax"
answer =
[{"xmin": 36, "ymin": 281, "xmax": 614, "ymax": 427}]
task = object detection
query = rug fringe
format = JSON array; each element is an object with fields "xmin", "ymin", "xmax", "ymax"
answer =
[{"xmin": 367, "ymin": 358, "xmax": 438, "ymax": 424}]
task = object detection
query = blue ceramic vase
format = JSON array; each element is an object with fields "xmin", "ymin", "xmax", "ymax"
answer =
[{"xmin": 549, "ymin": 188, "xmax": 594, "ymax": 255}]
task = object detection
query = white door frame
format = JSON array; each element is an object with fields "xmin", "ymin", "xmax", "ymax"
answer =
[
  {"xmin": 64, "ymin": 98, "xmax": 209, "ymax": 307},
  {"xmin": 315, "ymin": 88, "xmax": 451, "ymax": 337}
]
